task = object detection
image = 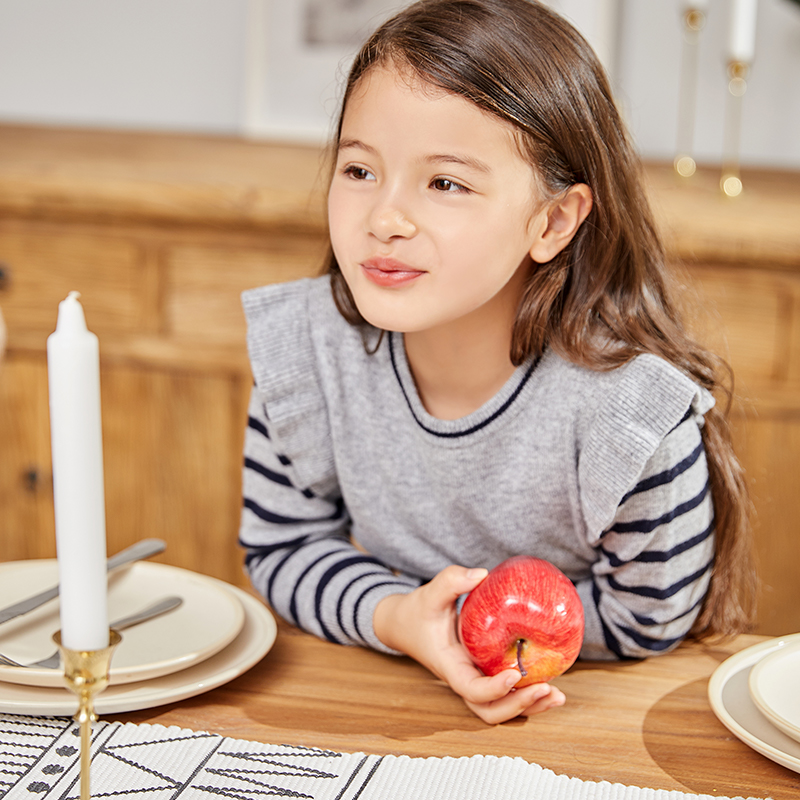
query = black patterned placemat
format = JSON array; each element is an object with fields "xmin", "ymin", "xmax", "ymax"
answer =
[{"xmin": 0, "ymin": 713, "xmax": 764, "ymax": 800}]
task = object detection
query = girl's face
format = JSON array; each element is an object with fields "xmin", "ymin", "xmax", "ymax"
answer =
[{"xmin": 328, "ymin": 64, "xmax": 549, "ymax": 336}]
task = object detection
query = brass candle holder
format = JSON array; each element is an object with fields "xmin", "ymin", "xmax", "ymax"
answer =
[
  {"xmin": 720, "ymin": 60, "xmax": 749, "ymax": 197},
  {"xmin": 674, "ymin": 5, "xmax": 707, "ymax": 179},
  {"xmin": 53, "ymin": 630, "xmax": 121, "ymax": 800}
]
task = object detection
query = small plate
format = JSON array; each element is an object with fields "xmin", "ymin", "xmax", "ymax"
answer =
[
  {"xmin": 0, "ymin": 560, "xmax": 245, "ymax": 687},
  {"xmin": 0, "ymin": 585, "xmax": 276, "ymax": 715},
  {"xmin": 708, "ymin": 634, "xmax": 800, "ymax": 775},
  {"xmin": 749, "ymin": 639, "xmax": 800, "ymax": 744}
]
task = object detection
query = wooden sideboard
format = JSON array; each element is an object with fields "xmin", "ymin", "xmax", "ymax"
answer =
[
  {"xmin": 646, "ymin": 164, "xmax": 800, "ymax": 638},
  {"xmin": 1, "ymin": 124, "xmax": 798, "ymax": 636}
]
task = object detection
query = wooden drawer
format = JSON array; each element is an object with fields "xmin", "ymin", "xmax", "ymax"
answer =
[
  {"xmin": 165, "ymin": 237, "xmax": 326, "ymax": 345},
  {"xmin": 0, "ymin": 222, "xmax": 149, "ymax": 339}
]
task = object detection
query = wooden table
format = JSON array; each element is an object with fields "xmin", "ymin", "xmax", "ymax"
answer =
[{"xmin": 112, "ymin": 618, "xmax": 800, "ymax": 799}]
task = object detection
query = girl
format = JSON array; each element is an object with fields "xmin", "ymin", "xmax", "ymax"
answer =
[{"xmin": 239, "ymin": 0, "xmax": 756, "ymax": 724}]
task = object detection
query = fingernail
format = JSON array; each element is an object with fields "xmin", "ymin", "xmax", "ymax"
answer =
[
  {"xmin": 505, "ymin": 672, "xmax": 521, "ymax": 688},
  {"xmin": 532, "ymin": 686, "xmax": 551, "ymax": 701},
  {"xmin": 466, "ymin": 568, "xmax": 488, "ymax": 580}
]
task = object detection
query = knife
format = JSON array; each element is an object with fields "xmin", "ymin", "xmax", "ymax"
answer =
[
  {"xmin": 0, "ymin": 538, "xmax": 167, "ymax": 626},
  {"xmin": 30, "ymin": 596, "xmax": 184, "ymax": 669}
]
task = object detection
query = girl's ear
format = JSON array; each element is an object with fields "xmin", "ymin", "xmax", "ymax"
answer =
[{"xmin": 529, "ymin": 183, "xmax": 593, "ymax": 264}]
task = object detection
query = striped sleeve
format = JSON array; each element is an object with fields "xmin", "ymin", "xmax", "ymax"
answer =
[
  {"xmin": 239, "ymin": 386, "xmax": 420, "ymax": 654},
  {"xmin": 575, "ymin": 409, "xmax": 715, "ymax": 660}
]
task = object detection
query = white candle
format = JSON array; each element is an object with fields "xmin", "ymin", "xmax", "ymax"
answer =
[
  {"xmin": 47, "ymin": 292, "xmax": 109, "ymax": 651},
  {"xmin": 729, "ymin": 0, "xmax": 758, "ymax": 64}
]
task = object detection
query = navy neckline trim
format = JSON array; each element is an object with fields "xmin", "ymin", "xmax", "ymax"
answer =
[{"xmin": 388, "ymin": 331, "xmax": 539, "ymax": 439}]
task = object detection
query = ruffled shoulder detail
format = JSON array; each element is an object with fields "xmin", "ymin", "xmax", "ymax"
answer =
[
  {"xmin": 241, "ymin": 276, "xmax": 339, "ymax": 499},
  {"xmin": 579, "ymin": 353, "xmax": 714, "ymax": 540}
]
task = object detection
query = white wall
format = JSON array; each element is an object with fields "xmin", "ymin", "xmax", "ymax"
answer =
[
  {"xmin": 616, "ymin": 0, "xmax": 800, "ymax": 168},
  {"xmin": 0, "ymin": 0, "xmax": 797, "ymax": 168},
  {"xmin": 0, "ymin": 0, "xmax": 248, "ymax": 133}
]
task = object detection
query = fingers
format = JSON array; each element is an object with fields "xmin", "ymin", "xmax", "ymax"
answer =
[
  {"xmin": 447, "ymin": 659, "xmax": 566, "ymax": 724},
  {"xmin": 425, "ymin": 565, "xmax": 488, "ymax": 610},
  {"xmin": 465, "ymin": 683, "xmax": 566, "ymax": 725},
  {"xmin": 518, "ymin": 685, "xmax": 566, "ymax": 717},
  {"xmin": 448, "ymin": 659, "xmax": 565, "ymax": 724},
  {"xmin": 451, "ymin": 666, "xmax": 523, "ymax": 705}
]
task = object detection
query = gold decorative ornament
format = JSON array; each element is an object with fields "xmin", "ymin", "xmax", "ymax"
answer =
[
  {"xmin": 674, "ymin": 6, "xmax": 707, "ymax": 180},
  {"xmin": 721, "ymin": 60, "xmax": 749, "ymax": 197}
]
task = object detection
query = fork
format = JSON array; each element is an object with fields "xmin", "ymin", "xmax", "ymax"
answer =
[{"xmin": 0, "ymin": 596, "xmax": 182, "ymax": 669}]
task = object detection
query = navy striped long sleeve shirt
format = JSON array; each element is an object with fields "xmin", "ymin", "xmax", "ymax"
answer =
[{"xmin": 239, "ymin": 277, "xmax": 715, "ymax": 661}]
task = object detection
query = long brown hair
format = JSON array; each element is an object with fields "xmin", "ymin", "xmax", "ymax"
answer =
[{"xmin": 325, "ymin": 0, "xmax": 756, "ymax": 639}]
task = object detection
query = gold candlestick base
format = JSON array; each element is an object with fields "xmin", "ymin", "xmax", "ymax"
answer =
[{"xmin": 54, "ymin": 630, "xmax": 121, "ymax": 800}]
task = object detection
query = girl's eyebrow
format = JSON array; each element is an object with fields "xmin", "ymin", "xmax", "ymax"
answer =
[
  {"xmin": 338, "ymin": 138, "xmax": 374, "ymax": 154},
  {"xmin": 423, "ymin": 153, "xmax": 491, "ymax": 174},
  {"xmin": 338, "ymin": 138, "xmax": 491, "ymax": 175}
]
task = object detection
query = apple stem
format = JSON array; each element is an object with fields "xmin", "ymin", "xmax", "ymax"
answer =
[{"xmin": 516, "ymin": 639, "xmax": 527, "ymax": 678}]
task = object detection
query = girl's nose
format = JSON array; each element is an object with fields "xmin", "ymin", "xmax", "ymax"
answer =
[{"xmin": 368, "ymin": 203, "xmax": 417, "ymax": 242}]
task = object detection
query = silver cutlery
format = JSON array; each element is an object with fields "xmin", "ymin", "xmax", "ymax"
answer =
[
  {"xmin": 0, "ymin": 538, "xmax": 166, "ymax": 626},
  {"xmin": 0, "ymin": 595, "xmax": 183, "ymax": 669}
]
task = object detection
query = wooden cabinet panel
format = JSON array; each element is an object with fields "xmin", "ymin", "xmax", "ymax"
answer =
[
  {"xmin": 165, "ymin": 238, "xmax": 325, "ymax": 344},
  {"xmin": 100, "ymin": 364, "xmax": 251, "ymax": 587},
  {"xmin": 681, "ymin": 264, "xmax": 792, "ymax": 388},
  {"xmin": 680, "ymin": 263, "xmax": 800, "ymax": 635},
  {"xmin": 730, "ymin": 412, "xmax": 800, "ymax": 636},
  {"xmin": 0, "ymin": 355, "xmax": 54, "ymax": 560},
  {"xmin": 0, "ymin": 222, "xmax": 150, "ymax": 338},
  {"xmin": 788, "ymin": 284, "xmax": 800, "ymax": 387},
  {"xmin": 0, "ymin": 354, "xmax": 252, "ymax": 586}
]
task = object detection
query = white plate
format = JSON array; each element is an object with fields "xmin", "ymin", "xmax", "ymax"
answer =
[
  {"xmin": 708, "ymin": 633, "xmax": 800, "ymax": 774},
  {"xmin": 0, "ymin": 584, "xmax": 276, "ymax": 715},
  {"xmin": 749, "ymin": 639, "xmax": 800, "ymax": 744},
  {"xmin": 0, "ymin": 560, "xmax": 245, "ymax": 687}
]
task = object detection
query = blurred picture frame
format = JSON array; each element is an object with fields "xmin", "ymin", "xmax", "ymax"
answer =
[
  {"xmin": 242, "ymin": 0, "xmax": 619, "ymax": 144},
  {"xmin": 243, "ymin": 0, "xmax": 405, "ymax": 143}
]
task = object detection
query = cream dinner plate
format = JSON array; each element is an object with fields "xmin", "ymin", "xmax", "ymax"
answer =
[
  {"xmin": 749, "ymin": 639, "xmax": 800, "ymax": 744},
  {"xmin": 0, "ymin": 584, "xmax": 276, "ymax": 715},
  {"xmin": 708, "ymin": 634, "xmax": 800, "ymax": 775},
  {"xmin": 0, "ymin": 560, "xmax": 245, "ymax": 688}
]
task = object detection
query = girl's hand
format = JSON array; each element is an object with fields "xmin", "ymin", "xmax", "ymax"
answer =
[{"xmin": 373, "ymin": 565, "xmax": 566, "ymax": 724}]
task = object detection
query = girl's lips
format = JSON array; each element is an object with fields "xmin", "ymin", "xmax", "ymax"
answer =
[{"xmin": 361, "ymin": 258, "xmax": 425, "ymax": 288}]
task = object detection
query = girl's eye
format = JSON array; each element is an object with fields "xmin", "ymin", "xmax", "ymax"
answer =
[
  {"xmin": 431, "ymin": 177, "xmax": 468, "ymax": 193},
  {"xmin": 342, "ymin": 165, "xmax": 375, "ymax": 181}
]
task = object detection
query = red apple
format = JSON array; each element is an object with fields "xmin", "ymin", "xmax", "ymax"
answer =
[{"xmin": 458, "ymin": 555, "xmax": 584, "ymax": 686}]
